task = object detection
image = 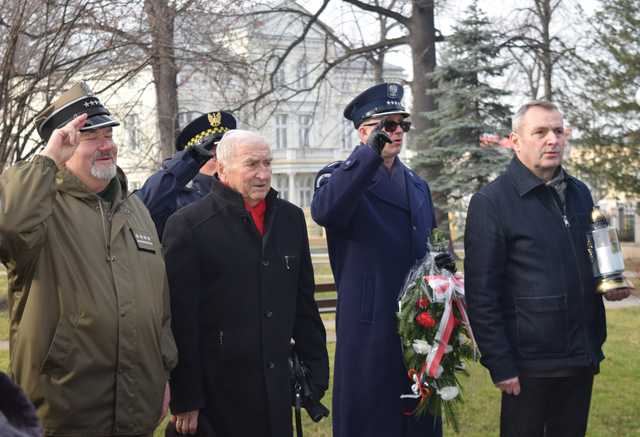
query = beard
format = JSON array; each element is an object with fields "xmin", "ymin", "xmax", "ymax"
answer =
[{"xmin": 90, "ymin": 151, "xmax": 117, "ymax": 180}]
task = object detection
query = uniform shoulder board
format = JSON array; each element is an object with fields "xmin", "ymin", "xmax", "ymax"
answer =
[{"xmin": 314, "ymin": 160, "xmax": 342, "ymax": 190}]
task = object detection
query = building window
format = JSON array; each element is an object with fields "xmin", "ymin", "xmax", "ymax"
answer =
[
  {"xmin": 124, "ymin": 114, "xmax": 140, "ymax": 150},
  {"xmin": 296, "ymin": 174, "xmax": 314, "ymax": 208},
  {"xmin": 272, "ymin": 174, "xmax": 289, "ymax": 200},
  {"xmin": 298, "ymin": 114, "xmax": 312, "ymax": 148},
  {"xmin": 274, "ymin": 64, "xmax": 286, "ymax": 87},
  {"xmin": 275, "ymin": 114, "xmax": 288, "ymax": 149},
  {"xmin": 342, "ymin": 119, "xmax": 355, "ymax": 150},
  {"xmin": 296, "ymin": 58, "xmax": 309, "ymax": 88}
]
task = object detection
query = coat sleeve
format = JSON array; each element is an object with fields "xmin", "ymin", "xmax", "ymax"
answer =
[
  {"xmin": 0, "ymin": 372, "xmax": 42, "ymax": 437},
  {"xmin": 135, "ymin": 150, "xmax": 203, "ymax": 237},
  {"xmin": 163, "ymin": 211, "xmax": 205, "ymax": 413},
  {"xmin": 0, "ymin": 155, "xmax": 57, "ymax": 268},
  {"xmin": 310, "ymin": 144, "xmax": 382, "ymax": 230},
  {"xmin": 292, "ymin": 209, "xmax": 329, "ymax": 399},
  {"xmin": 464, "ymin": 191, "xmax": 518, "ymax": 384}
]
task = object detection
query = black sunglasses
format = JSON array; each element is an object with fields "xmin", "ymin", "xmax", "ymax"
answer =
[{"xmin": 363, "ymin": 119, "xmax": 411, "ymax": 133}]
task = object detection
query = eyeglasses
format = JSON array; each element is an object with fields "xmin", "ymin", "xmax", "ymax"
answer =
[{"xmin": 362, "ymin": 119, "xmax": 411, "ymax": 133}]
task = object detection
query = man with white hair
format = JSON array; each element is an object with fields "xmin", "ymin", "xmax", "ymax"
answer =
[
  {"xmin": 163, "ymin": 130, "xmax": 329, "ymax": 437},
  {"xmin": 0, "ymin": 82, "xmax": 177, "ymax": 437}
]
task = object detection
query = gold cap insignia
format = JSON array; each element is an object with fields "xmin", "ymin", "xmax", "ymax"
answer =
[{"xmin": 208, "ymin": 112, "xmax": 221, "ymax": 127}]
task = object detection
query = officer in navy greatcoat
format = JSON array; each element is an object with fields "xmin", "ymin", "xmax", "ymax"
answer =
[
  {"xmin": 311, "ymin": 83, "xmax": 445, "ymax": 437},
  {"xmin": 135, "ymin": 111, "xmax": 236, "ymax": 238}
]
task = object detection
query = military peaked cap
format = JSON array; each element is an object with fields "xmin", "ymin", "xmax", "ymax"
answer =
[
  {"xmin": 35, "ymin": 81, "xmax": 120, "ymax": 142},
  {"xmin": 343, "ymin": 82, "xmax": 410, "ymax": 128},
  {"xmin": 176, "ymin": 111, "xmax": 237, "ymax": 151}
]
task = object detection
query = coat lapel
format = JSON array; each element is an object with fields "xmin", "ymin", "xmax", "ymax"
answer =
[
  {"xmin": 368, "ymin": 163, "xmax": 410, "ymax": 211},
  {"xmin": 405, "ymin": 165, "xmax": 427, "ymax": 220}
]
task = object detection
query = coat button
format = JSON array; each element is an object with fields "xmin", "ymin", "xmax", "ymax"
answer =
[
  {"xmin": 262, "ymin": 260, "xmax": 269, "ymax": 267},
  {"xmin": 412, "ymin": 226, "xmax": 416, "ymax": 231},
  {"xmin": 268, "ymin": 361, "xmax": 275, "ymax": 369},
  {"xmin": 265, "ymin": 310, "xmax": 273, "ymax": 318}
]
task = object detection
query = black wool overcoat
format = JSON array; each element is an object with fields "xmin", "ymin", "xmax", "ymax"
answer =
[{"xmin": 163, "ymin": 183, "xmax": 329, "ymax": 437}]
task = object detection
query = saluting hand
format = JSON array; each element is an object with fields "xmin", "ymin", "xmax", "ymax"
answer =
[
  {"xmin": 40, "ymin": 113, "xmax": 88, "ymax": 167},
  {"xmin": 366, "ymin": 121, "xmax": 392, "ymax": 156}
]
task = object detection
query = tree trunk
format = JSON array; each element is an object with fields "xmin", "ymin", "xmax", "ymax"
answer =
[
  {"xmin": 538, "ymin": 0, "xmax": 553, "ymax": 100},
  {"xmin": 371, "ymin": 54, "xmax": 385, "ymax": 84},
  {"xmin": 408, "ymin": 0, "xmax": 437, "ymax": 148},
  {"xmin": 144, "ymin": 0, "xmax": 178, "ymax": 161},
  {"xmin": 409, "ymin": 0, "xmax": 446, "ymax": 224}
]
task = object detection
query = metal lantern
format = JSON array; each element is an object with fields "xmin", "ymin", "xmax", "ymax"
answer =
[{"xmin": 586, "ymin": 207, "xmax": 630, "ymax": 294}]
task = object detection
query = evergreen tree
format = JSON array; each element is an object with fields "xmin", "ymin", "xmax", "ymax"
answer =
[
  {"xmin": 413, "ymin": 0, "xmax": 512, "ymax": 218},
  {"xmin": 566, "ymin": 0, "xmax": 640, "ymax": 197}
]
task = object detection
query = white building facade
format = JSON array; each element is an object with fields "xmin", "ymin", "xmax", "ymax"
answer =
[{"xmin": 108, "ymin": 1, "xmax": 407, "ymax": 208}]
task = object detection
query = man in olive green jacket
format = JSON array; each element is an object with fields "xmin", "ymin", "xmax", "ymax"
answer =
[{"xmin": 0, "ymin": 82, "xmax": 177, "ymax": 437}]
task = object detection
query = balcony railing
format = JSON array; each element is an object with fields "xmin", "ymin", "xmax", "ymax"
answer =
[{"xmin": 271, "ymin": 147, "xmax": 349, "ymax": 162}]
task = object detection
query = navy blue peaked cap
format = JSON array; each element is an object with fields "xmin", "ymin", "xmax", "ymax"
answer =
[
  {"xmin": 343, "ymin": 82, "xmax": 410, "ymax": 128},
  {"xmin": 176, "ymin": 111, "xmax": 237, "ymax": 151}
]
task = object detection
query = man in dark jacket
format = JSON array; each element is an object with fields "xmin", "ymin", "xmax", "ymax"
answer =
[
  {"xmin": 464, "ymin": 100, "xmax": 632, "ymax": 437},
  {"xmin": 312, "ymin": 83, "xmax": 446, "ymax": 437},
  {"xmin": 163, "ymin": 129, "xmax": 329, "ymax": 437},
  {"xmin": 135, "ymin": 111, "xmax": 236, "ymax": 238}
]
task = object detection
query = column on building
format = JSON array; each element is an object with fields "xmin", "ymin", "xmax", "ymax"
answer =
[{"xmin": 288, "ymin": 172, "xmax": 298, "ymax": 206}]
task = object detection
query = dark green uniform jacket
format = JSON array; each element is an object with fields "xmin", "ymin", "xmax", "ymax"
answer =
[{"xmin": 0, "ymin": 155, "xmax": 177, "ymax": 436}]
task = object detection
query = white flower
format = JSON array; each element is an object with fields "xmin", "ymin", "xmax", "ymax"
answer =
[
  {"xmin": 444, "ymin": 345, "xmax": 454, "ymax": 354},
  {"xmin": 412, "ymin": 339, "xmax": 432, "ymax": 355},
  {"xmin": 437, "ymin": 386, "xmax": 460, "ymax": 401}
]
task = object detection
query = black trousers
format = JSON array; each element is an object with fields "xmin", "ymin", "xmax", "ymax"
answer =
[{"xmin": 500, "ymin": 370, "xmax": 594, "ymax": 437}]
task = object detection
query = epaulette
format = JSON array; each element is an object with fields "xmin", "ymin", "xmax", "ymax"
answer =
[{"xmin": 314, "ymin": 160, "xmax": 342, "ymax": 190}]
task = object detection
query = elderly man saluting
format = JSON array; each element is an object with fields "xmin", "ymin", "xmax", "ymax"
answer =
[
  {"xmin": 0, "ymin": 82, "xmax": 177, "ymax": 437},
  {"xmin": 163, "ymin": 130, "xmax": 329, "ymax": 437}
]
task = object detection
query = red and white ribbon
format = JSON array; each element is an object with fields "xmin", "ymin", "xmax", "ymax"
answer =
[{"xmin": 424, "ymin": 274, "xmax": 476, "ymax": 378}]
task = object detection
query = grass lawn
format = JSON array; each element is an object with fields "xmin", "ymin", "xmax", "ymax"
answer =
[
  {"xmin": 438, "ymin": 307, "xmax": 640, "ymax": 436},
  {"xmin": 0, "ymin": 348, "xmax": 8, "ymax": 373}
]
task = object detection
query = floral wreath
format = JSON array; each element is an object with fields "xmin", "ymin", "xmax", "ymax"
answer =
[{"xmin": 397, "ymin": 232, "xmax": 477, "ymax": 431}]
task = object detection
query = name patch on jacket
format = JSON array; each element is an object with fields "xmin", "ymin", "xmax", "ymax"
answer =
[{"xmin": 130, "ymin": 229, "xmax": 156, "ymax": 253}]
